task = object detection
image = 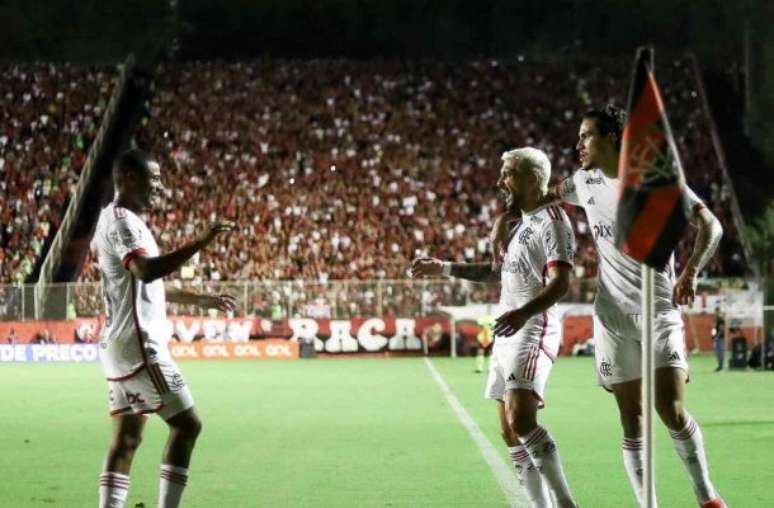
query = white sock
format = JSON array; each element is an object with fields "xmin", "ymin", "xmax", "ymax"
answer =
[
  {"xmin": 508, "ymin": 445, "xmax": 552, "ymax": 507},
  {"xmin": 158, "ymin": 464, "xmax": 189, "ymax": 508},
  {"xmin": 622, "ymin": 437, "xmax": 655, "ymax": 507},
  {"xmin": 98, "ymin": 471, "xmax": 129, "ymax": 508},
  {"xmin": 669, "ymin": 415, "xmax": 718, "ymax": 503},
  {"xmin": 521, "ymin": 426, "xmax": 576, "ymax": 507}
]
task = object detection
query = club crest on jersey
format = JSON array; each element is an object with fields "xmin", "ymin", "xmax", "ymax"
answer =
[{"xmin": 518, "ymin": 227, "xmax": 535, "ymax": 245}]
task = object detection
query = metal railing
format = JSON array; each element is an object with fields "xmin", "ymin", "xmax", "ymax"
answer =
[{"xmin": 2, "ymin": 277, "xmax": 750, "ymax": 322}]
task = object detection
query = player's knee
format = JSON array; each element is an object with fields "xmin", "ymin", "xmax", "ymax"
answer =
[
  {"xmin": 655, "ymin": 399, "xmax": 686, "ymax": 430},
  {"xmin": 175, "ymin": 416, "xmax": 202, "ymax": 441},
  {"xmin": 113, "ymin": 433, "xmax": 142, "ymax": 456}
]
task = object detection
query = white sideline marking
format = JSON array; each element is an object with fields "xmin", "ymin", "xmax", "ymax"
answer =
[{"xmin": 423, "ymin": 357, "xmax": 528, "ymax": 508}]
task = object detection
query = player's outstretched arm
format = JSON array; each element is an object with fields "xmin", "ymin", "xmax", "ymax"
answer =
[
  {"xmin": 166, "ymin": 289, "xmax": 237, "ymax": 313},
  {"xmin": 493, "ymin": 263, "xmax": 571, "ymax": 337},
  {"xmin": 409, "ymin": 257, "xmax": 500, "ymax": 283},
  {"xmin": 673, "ymin": 207, "xmax": 723, "ymax": 306},
  {"xmin": 127, "ymin": 222, "xmax": 234, "ymax": 283}
]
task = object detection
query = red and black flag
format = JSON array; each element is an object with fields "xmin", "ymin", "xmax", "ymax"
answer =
[{"xmin": 615, "ymin": 46, "xmax": 691, "ymax": 269}]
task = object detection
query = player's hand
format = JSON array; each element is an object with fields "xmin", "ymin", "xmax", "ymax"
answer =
[
  {"xmin": 200, "ymin": 293, "xmax": 237, "ymax": 313},
  {"xmin": 493, "ymin": 308, "xmax": 529, "ymax": 338},
  {"xmin": 673, "ymin": 269, "xmax": 697, "ymax": 306},
  {"xmin": 409, "ymin": 257, "xmax": 443, "ymax": 278},
  {"xmin": 197, "ymin": 222, "xmax": 234, "ymax": 247}
]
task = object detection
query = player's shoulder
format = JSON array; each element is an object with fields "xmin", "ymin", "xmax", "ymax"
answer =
[
  {"xmin": 536, "ymin": 204, "xmax": 571, "ymax": 226},
  {"xmin": 105, "ymin": 203, "xmax": 144, "ymax": 229}
]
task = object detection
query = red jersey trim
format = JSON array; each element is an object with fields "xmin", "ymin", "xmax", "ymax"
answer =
[
  {"xmin": 122, "ymin": 248, "xmax": 148, "ymax": 270},
  {"xmin": 545, "ymin": 260, "xmax": 572, "ymax": 271}
]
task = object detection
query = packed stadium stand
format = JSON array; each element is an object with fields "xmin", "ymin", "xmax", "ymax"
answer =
[
  {"xmin": 0, "ymin": 63, "xmax": 116, "ymax": 284},
  {"xmin": 1, "ymin": 58, "xmax": 748, "ymax": 289}
]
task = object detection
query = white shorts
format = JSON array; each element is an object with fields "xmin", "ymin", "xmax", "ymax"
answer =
[
  {"xmin": 484, "ymin": 339, "xmax": 555, "ymax": 408},
  {"xmin": 593, "ymin": 306, "xmax": 689, "ymax": 389},
  {"xmin": 107, "ymin": 359, "xmax": 194, "ymax": 420}
]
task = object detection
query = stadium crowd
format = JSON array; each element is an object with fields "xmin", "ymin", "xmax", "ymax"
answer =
[
  {"xmin": 0, "ymin": 63, "xmax": 115, "ymax": 285},
  {"xmin": 1, "ymin": 59, "xmax": 748, "ymax": 301}
]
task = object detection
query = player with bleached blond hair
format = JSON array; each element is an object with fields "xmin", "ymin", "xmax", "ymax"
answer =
[{"xmin": 411, "ymin": 147, "xmax": 578, "ymax": 508}]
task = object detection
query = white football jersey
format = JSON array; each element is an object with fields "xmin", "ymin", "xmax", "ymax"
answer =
[
  {"xmin": 496, "ymin": 204, "xmax": 576, "ymax": 354},
  {"xmin": 92, "ymin": 203, "xmax": 170, "ymax": 379},
  {"xmin": 558, "ymin": 168, "xmax": 705, "ymax": 314}
]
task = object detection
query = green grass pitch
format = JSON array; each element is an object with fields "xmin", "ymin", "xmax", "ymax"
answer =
[{"xmin": 1, "ymin": 355, "xmax": 771, "ymax": 507}]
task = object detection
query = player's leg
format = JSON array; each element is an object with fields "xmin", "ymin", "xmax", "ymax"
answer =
[
  {"xmin": 595, "ymin": 308, "xmax": 651, "ymax": 506},
  {"xmin": 156, "ymin": 407, "xmax": 202, "ymax": 508},
  {"xmin": 486, "ymin": 343, "xmax": 550, "ymax": 507},
  {"xmin": 654, "ymin": 313, "xmax": 723, "ymax": 506},
  {"xmin": 506, "ymin": 388, "xmax": 576, "ymax": 508},
  {"xmin": 99, "ymin": 414, "xmax": 146, "ymax": 508},
  {"xmin": 497, "ymin": 401, "xmax": 551, "ymax": 507},
  {"xmin": 610, "ymin": 378, "xmax": 649, "ymax": 506},
  {"xmin": 655, "ymin": 367, "xmax": 722, "ymax": 506},
  {"xmin": 152, "ymin": 358, "xmax": 199, "ymax": 508}
]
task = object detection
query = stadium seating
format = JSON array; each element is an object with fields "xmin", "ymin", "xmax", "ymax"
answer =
[
  {"xmin": 0, "ymin": 59, "xmax": 748, "ymax": 286},
  {"xmin": 0, "ymin": 63, "xmax": 116, "ymax": 284}
]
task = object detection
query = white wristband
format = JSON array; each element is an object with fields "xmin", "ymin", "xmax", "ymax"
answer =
[{"xmin": 441, "ymin": 262, "xmax": 452, "ymax": 277}]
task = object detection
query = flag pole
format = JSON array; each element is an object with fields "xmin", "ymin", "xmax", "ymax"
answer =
[{"xmin": 642, "ymin": 264, "xmax": 656, "ymax": 507}]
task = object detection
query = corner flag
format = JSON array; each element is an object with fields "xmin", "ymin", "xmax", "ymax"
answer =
[{"xmin": 615, "ymin": 47, "xmax": 691, "ymax": 269}]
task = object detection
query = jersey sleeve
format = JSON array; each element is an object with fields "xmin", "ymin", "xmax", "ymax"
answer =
[
  {"xmin": 556, "ymin": 171, "xmax": 584, "ymax": 206},
  {"xmin": 107, "ymin": 212, "xmax": 148, "ymax": 270},
  {"xmin": 683, "ymin": 185, "xmax": 707, "ymax": 218},
  {"xmin": 541, "ymin": 214, "xmax": 575, "ymax": 269}
]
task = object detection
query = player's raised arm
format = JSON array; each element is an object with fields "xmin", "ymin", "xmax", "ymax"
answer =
[
  {"xmin": 409, "ymin": 257, "xmax": 500, "ymax": 283},
  {"xmin": 127, "ymin": 223, "xmax": 233, "ymax": 283},
  {"xmin": 673, "ymin": 205, "xmax": 723, "ymax": 306}
]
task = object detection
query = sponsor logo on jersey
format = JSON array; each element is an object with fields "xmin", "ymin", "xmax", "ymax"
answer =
[
  {"xmin": 507, "ymin": 373, "xmax": 516, "ymax": 382},
  {"xmin": 126, "ymin": 392, "xmax": 146, "ymax": 405},
  {"xmin": 518, "ymin": 227, "xmax": 535, "ymax": 245},
  {"xmin": 593, "ymin": 223, "xmax": 614, "ymax": 240},
  {"xmin": 502, "ymin": 257, "xmax": 531, "ymax": 275},
  {"xmin": 587, "ymin": 196, "xmax": 595, "ymax": 205},
  {"xmin": 599, "ymin": 361, "xmax": 613, "ymax": 377},
  {"xmin": 668, "ymin": 351, "xmax": 680, "ymax": 362},
  {"xmin": 585, "ymin": 176, "xmax": 604, "ymax": 185}
]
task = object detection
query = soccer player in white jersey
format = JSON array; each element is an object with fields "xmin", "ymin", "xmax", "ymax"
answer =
[
  {"xmin": 547, "ymin": 105, "xmax": 725, "ymax": 507},
  {"xmin": 411, "ymin": 148, "xmax": 579, "ymax": 508},
  {"xmin": 93, "ymin": 149, "xmax": 235, "ymax": 508}
]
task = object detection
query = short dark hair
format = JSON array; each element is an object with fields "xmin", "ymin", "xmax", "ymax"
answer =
[
  {"xmin": 113, "ymin": 149, "xmax": 153, "ymax": 183},
  {"xmin": 583, "ymin": 104, "xmax": 626, "ymax": 151}
]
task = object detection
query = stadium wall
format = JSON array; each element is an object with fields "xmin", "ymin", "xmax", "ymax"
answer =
[{"xmin": 0, "ymin": 313, "xmax": 760, "ymax": 360}]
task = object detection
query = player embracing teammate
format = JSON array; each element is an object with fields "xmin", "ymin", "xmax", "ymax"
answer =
[{"xmin": 537, "ymin": 105, "xmax": 725, "ymax": 507}]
